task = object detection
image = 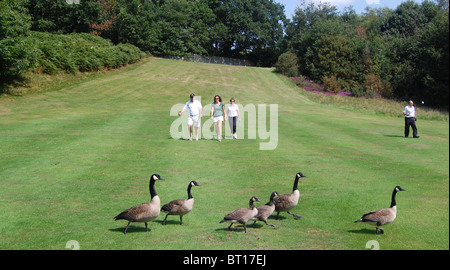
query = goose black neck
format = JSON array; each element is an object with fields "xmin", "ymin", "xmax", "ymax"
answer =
[
  {"xmin": 249, "ymin": 200, "xmax": 255, "ymax": 209},
  {"xmin": 267, "ymin": 193, "xmax": 276, "ymax": 206},
  {"xmin": 149, "ymin": 178, "xmax": 157, "ymax": 199},
  {"xmin": 390, "ymin": 188, "xmax": 398, "ymax": 208},
  {"xmin": 187, "ymin": 184, "xmax": 193, "ymax": 199},
  {"xmin": 270, "ymin": 193, "xmax": 276, "ymax": 203},
  {"xmin": 293, "ymin": 176, "xmax": 300, "ymax": 192}
]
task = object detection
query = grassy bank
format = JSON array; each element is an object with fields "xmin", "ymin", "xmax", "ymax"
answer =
[{"xmin": 0, "ymin": 58, "xmax": 448, "ymax": 250}]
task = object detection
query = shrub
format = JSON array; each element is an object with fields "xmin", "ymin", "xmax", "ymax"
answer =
[
  {"xmin": 350, "ymin": 84, "xmax": 365, "ymax": 97},
  {"xmin": 322, "ymin": 75, "xmax": 341, "ymax": 94},
  {"xmin": 364, "ymin": 74, "xmax": 393, "ymax": 98},
  {"xmin": 27, "ymin": 31, "xmax": 145, "ymax": 74},
  {"xmin": 275, "ymin": 52, "xmax": 299, "ymax": 77}
]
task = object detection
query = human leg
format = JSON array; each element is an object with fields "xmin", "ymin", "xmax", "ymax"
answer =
[
  {"xmin": 411, "ymin": 119, "xmax": 418, "ymax": 138},
  {"xmin": 404, "ymin": 118, "xmax": 410, "ymax": 137}
]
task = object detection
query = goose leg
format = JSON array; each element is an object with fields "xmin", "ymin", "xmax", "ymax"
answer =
[
  {"xmin": 145, "ymin": 222, "xmax": 149, "ymax": 232},
  {"xmin": 276, "ymin": 212, "xmax": 280, "ymax": 220},
  {"xmin": 265, "ymin": 221, "xmax": 279, "ymax": 228},
  {"xmin": 228, "ymin": 223, "xmax": 233, "ymax": 230},
  {"xmin": 162, "ymin": 214, "xmax": 168, "ymax": 226},
  {"xmin": 252, "ymin": 221, "xmax": 257, "ymax": 227},
  {"xmin": 124, "ymin": 221, "xmax": 132, "ymax": 235},
  {"xmin": 375, "ymin": 225, "xmax": 384, "ymax": 234},
  {"xmin": 287, "ymin": 211, "xmax": 302, "ymax": 219},
  {"xmin": 243, "ymin": 223, "xmax": 247, "ymax": 233},
  {"xmin": 180, "ymin": 216, "xmax": 183, "ymax": 226}
]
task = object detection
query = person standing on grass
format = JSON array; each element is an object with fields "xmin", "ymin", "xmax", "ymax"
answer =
[
  {"xmin": 403, "ymin": 100, "xmax": 420, "ymax": 138},
  {"xmin": 227, "ymin": 97, "xmax": 240, "ymax": 139},
  {"xmin": 211, "ymin": 95, "xmax": 226, "ymax": 142},
  {"xmin": 179, "ymin": 93, "xmax": 203, "ymax": 141}
]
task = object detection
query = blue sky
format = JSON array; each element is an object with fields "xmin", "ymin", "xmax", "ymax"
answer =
[{"xmin": 274, "ymin": 0, "xmax": 426, "ymax": 18}]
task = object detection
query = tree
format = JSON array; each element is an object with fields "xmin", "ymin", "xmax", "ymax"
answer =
[
  {"xmin": 24, "ymin": 0, "xmax": 101, "ymax": 33},
  {"xmin": 207, "ymin": 0, "xmax": 286, "ymax": 65},
  {"xmin": 0, "ymin": 0, "xmax": 33, "ymax": 78},
  {"xmin": 275, "ymin": 52, "xmax": 298, "ymax": 77}
]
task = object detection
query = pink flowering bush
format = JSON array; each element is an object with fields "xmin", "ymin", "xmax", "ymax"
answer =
[{"xmin": 292, "ymin": 76, "xmax": 353, "ymax": 97}]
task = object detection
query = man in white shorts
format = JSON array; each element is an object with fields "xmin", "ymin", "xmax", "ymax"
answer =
[{"xmin": 178, "ymin": 93, "xmax": 203, "ymax": 141}]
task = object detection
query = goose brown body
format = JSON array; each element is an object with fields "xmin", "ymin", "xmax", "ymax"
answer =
[
  {"xmin": 273, "ymin": 172, "xmax": 306, "ymax": 219},
  {"xmin": 220, "ymin": 196, "xmax": 260, "ymax": 233},
  {"xmin": 354, "ymin": 186, "xmax": 405, "ymax": 234},
  {"xmin": 114, "ymin": 174, "xmax": 164, "ymax": 234},
  {"xmin": 161, "ymin": 181, "xmax": 200, "ymax": 225},
  {"xmin": 252, "ymin": 192, "xmax": 280, "ymax": 228}
]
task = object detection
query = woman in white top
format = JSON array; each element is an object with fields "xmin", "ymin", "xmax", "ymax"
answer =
[{"xmin": 227, "ymin": 97, "xmax": 240, "ymax": 139}]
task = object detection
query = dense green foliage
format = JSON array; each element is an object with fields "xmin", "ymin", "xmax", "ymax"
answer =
[
  {"xmin": 16, "ymin": 0, "xmax": 287, "ymax": 66},
  {"xmin": 0, "ymin": 0, "xmax": 33, "ymax": 77},
  {"xmin": 29, "ymin": 32, "xmax": 145, "ymax": 74},
  {"xmin": 1, "ymin": 0, "xmax": 448, "ymax": 107},
  {"xmin": 0, "ymin": 0, "xmax": 144, "ymax": 83},
  {"xmin": 283, "ymin": 0, "xmax": 449, "ymax": 107}
]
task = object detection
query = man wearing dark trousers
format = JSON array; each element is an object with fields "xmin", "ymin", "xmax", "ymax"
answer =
[{"xmin": 403, "ymin": 100, "xmax": 419, "ymax": 138}]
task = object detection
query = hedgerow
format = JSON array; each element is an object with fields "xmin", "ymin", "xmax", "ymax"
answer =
[{"xmin": 28, "ymin": 32, "xmax": 146, "ymax": 74}]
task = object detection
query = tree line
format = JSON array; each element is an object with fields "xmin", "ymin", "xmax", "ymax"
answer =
[{"xmin": 0, "ymin": 0, "xmax": 448, "ymax": 107}]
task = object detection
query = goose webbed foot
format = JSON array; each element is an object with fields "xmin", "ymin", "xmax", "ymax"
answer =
[
  {"xmin": 288, "ymin": 211, "xmax": 302, "ymax": 219},
  {"xmin": 376, "ymin": 227, "xmax": 384, "ymax": 234}
]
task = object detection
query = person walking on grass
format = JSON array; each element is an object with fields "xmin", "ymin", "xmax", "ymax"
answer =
[
  {"xmin": 403, "ymin": 100, "xmax": 419, "ymax": 138},
  {"xmin": 179, "ymin": 93, "xmax": 203, "ymax": 141},
  {"xmin": 227, "ymin": 97, "xmax": 240, "ymax": 139},
  {"xmin": 211, "ymin": 95, "xmax": 226, "ymax": 142}
]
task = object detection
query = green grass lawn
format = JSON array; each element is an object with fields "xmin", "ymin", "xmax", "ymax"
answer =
[{"xmin": 0, "ymin": 57, "xmax": 448, "ymax": 250}]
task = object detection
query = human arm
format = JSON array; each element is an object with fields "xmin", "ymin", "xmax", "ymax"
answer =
[
  {"xmin": 403, "ymin": 107, "xmax": 409, "ymax": 116},
  {"xmin": 178, "ymin": 104, "xmax": 187, "ymax": 116}
]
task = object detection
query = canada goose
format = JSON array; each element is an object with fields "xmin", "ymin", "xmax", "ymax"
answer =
[
  {"xmin": 354, "ymin": 186, "xmax": 406, "ymax": 234},
  {"xmin": 273, "ymin": 172, "xmax": 306, "ymax": 219},
  {"xmin": 219, "ymin": 196, "xmax": 261, "ymax": 233},
  {"xmin": 161, "ymin": 180, "xmax": 201, "ymax": 225},
  {"xmin": 252, "ymin": 191, "xmax": 280, "ymax": 228},
  {"xmin": 114, "ymin": 174, "xmax": 165, "ymax": 234}
]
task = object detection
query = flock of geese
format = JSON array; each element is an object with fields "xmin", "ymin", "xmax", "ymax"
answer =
[{"xmin": 114, "ymin": 172, "xmax": 405, "ymax": 235}]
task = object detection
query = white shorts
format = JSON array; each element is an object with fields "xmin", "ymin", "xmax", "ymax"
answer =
[
  {"xmin": 213, "ymin": 116, "xmax": 224, "ymax": 123},
  {"xmin": 188, "ymin": 115, "xmax": 201, "ymax": 127}
]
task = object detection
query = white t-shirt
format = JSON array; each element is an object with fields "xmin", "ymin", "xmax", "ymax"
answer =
[
  {"xmin": 184, "ymin": 100, "xmax": 202, "ymax": 116},
  {"xmin": 403, "ymin": 105, "xmax": 415, "ymax": 118},
  {"xmin": 227, "ymin": 104, "xmax": 239, "ymax": 117}
]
